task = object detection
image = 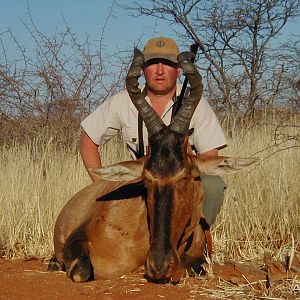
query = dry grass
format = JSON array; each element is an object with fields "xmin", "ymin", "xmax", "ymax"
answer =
[
  {"xmin": 0, "ymin": 134, "xmax": 130, "ymax": 258},
  {"xmin": 214, "ymin": 121, "xmax": 300, "ymax": 262},
  {"xmin": 0, "ymin": 120, "xmax": 299, "ymax": 298},
  {"xmin": 0, "ymin": 138, "xmax": 87, "ymax": 258}
]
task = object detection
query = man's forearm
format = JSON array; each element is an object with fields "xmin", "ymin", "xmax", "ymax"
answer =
[{"xmin": 79, "ymin": 131, "xmax": 102, "ymax": 182}]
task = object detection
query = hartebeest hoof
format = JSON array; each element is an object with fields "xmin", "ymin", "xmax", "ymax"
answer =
[
  {"xmin": 47, "ymin": 255, "xmax": 65, "ymax": 272},
  {"xmin": 67, "ymin": 256, "xmax": 93, "ymax": 283}
]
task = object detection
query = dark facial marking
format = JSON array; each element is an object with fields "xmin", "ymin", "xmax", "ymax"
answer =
[{"xmin": 153, "ymin": 184, "xmax": 173, "ymax": 246}]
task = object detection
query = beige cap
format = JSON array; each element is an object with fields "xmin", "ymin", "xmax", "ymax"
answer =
[{"xmin": 143, "ymin": 37, "xmax": 179, "ymax": 63}]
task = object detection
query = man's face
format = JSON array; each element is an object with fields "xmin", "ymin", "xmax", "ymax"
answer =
[{"xmin": 143, "ymin": 58, "xmax": 180, "ymax": 95}]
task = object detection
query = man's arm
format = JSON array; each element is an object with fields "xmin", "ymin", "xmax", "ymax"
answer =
[{"xmin": 79, "ymin": 131, "xmax": 102, "ymax": 182}]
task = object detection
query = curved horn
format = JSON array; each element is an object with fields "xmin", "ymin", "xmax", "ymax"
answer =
[
  {"xmin": 170, "ymin": 51, "xmax": 203, "ymax": 134},
  {"xmin": 126, "ymin": 48, "xmax": 165, "ymax": 137}
]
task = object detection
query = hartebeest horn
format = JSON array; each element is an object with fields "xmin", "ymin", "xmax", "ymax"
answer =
[
  {"xmin": 126, "ymin": 48, "xmax": 165, "ymax": 137},
  {"xmin": 170, "ymin": 51, "xmax": 203, "ymax": 134}
]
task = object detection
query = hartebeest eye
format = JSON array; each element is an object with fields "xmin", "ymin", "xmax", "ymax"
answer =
[
  {"xmin": 144, "ymin": 169, "xmax": 158, "ymax": 182},
  {"xmin": 173, "ymin": 169, "xmax": 188, "ymax": 181}
]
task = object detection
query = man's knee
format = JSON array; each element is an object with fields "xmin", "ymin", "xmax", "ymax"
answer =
[{"xmin": 201, "ymin": 175, "xmax": 227, "ymax": 226}]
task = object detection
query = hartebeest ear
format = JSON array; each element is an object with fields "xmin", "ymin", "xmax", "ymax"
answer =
[
  {"xmin": 89, "ymin": 157, "xmax": 147, "ymax": 182},
  {"xmin": 192, "ymin": 156, "xmax": 259, "ymax": 176}
]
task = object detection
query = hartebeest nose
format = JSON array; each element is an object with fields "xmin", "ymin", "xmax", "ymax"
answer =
[{"xmin": 145, "ymin": 248, "xmax": 180, "ymax": 283}]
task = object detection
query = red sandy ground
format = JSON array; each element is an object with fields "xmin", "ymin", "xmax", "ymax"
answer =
[
  {"xmin": 0, "ymin": 258, "xmax": 206, "ymax": 300},
  {"xmin": 1, "ymin": 256, "xmax": 299, "ymax": 299}
]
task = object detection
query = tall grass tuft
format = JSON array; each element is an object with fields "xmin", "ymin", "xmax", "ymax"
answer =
[
  {"xmin": 0, "ymin": 122, "xmax": 299, "ymax": 261},
  {"xmin": 214, "ymin": 121, "xmax": 300, "ymax": 261}
]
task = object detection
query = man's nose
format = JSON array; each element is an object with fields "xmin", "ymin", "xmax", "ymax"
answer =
[{"xmin": 155, "ymin": 63, "xmax": 164, "ymax": 75}]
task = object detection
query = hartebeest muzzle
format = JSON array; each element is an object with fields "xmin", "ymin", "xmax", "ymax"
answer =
[{"xmin": 146, "ymin": 246, "xmax": 180, "ymax": 282}]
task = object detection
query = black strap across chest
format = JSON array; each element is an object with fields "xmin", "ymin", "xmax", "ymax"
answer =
[{"xmin": 137, "ymin": 112, "xmax": 145, "ymax": 159}]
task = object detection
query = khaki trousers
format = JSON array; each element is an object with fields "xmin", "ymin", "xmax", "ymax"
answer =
[{"xmin": 201, "ymin": 175, "xmax": 227, "ymax": 226}]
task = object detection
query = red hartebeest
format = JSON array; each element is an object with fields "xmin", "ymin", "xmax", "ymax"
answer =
[{"xmin": 48, "ymin": 48, "xmax": 257, "ymax": 283}]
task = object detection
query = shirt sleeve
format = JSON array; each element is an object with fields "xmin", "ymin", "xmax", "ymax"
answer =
[
  {"xmin": 81, "ymin": 94, "xmax": 122, "ymax": 146},
  {"xmin": 189, "ymin": 98, "xmax": 227, "ymax": 154}
]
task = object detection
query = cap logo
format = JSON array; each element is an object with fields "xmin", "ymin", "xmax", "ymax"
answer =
[{"xmin": 156, "ymin": 40, "xmax": 165, "ymax": 48}]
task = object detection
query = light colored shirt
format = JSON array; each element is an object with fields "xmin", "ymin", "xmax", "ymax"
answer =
[{"xmin": 81, "ymin": 84, "xmax": 227, "ymax": 158}]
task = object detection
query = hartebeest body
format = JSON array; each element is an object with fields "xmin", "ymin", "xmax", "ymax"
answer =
[{"xmin": 48, "ymin": 49, "xmax": 257, "ymax": 283}]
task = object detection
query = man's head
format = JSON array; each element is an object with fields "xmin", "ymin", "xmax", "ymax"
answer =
[{"xmin": 143, "ymin": 37, "xmax": 180, "ymax": 96}]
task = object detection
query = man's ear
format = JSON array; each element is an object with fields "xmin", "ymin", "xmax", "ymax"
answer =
[{"xmin": 177, "ymin": 67, "xmax": 182, "ymax": 77}]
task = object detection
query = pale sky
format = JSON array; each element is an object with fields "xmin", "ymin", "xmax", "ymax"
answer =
[
  {"xmin": 0, "ymin": 0, "xmax": 173, "ymax": 59},
  {"xmin": 0, "ymin": 0, "xmax": 299, "ymax": 61}
]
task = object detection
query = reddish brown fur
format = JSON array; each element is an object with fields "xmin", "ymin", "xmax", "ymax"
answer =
[{"xmin": 86, "ymin": 196, "xmax": 150, "ymax": 279}]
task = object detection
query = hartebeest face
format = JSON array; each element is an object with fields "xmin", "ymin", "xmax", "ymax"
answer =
[
  {"xmin": 143, "ymin": 129, "xmax": 203, "ymax": 282},
  {"xmin": 124, "ymin": 48, "xmax": 204, "ymax": 283}
]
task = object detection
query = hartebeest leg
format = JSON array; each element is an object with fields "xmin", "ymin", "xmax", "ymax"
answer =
[
  {"xmin": 180, "ymin": 225, "xmax": 207, "ymax": 276},
  {"xmin": 63, "ymin": 222, "xmax": 93, "ymax": 283}
]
